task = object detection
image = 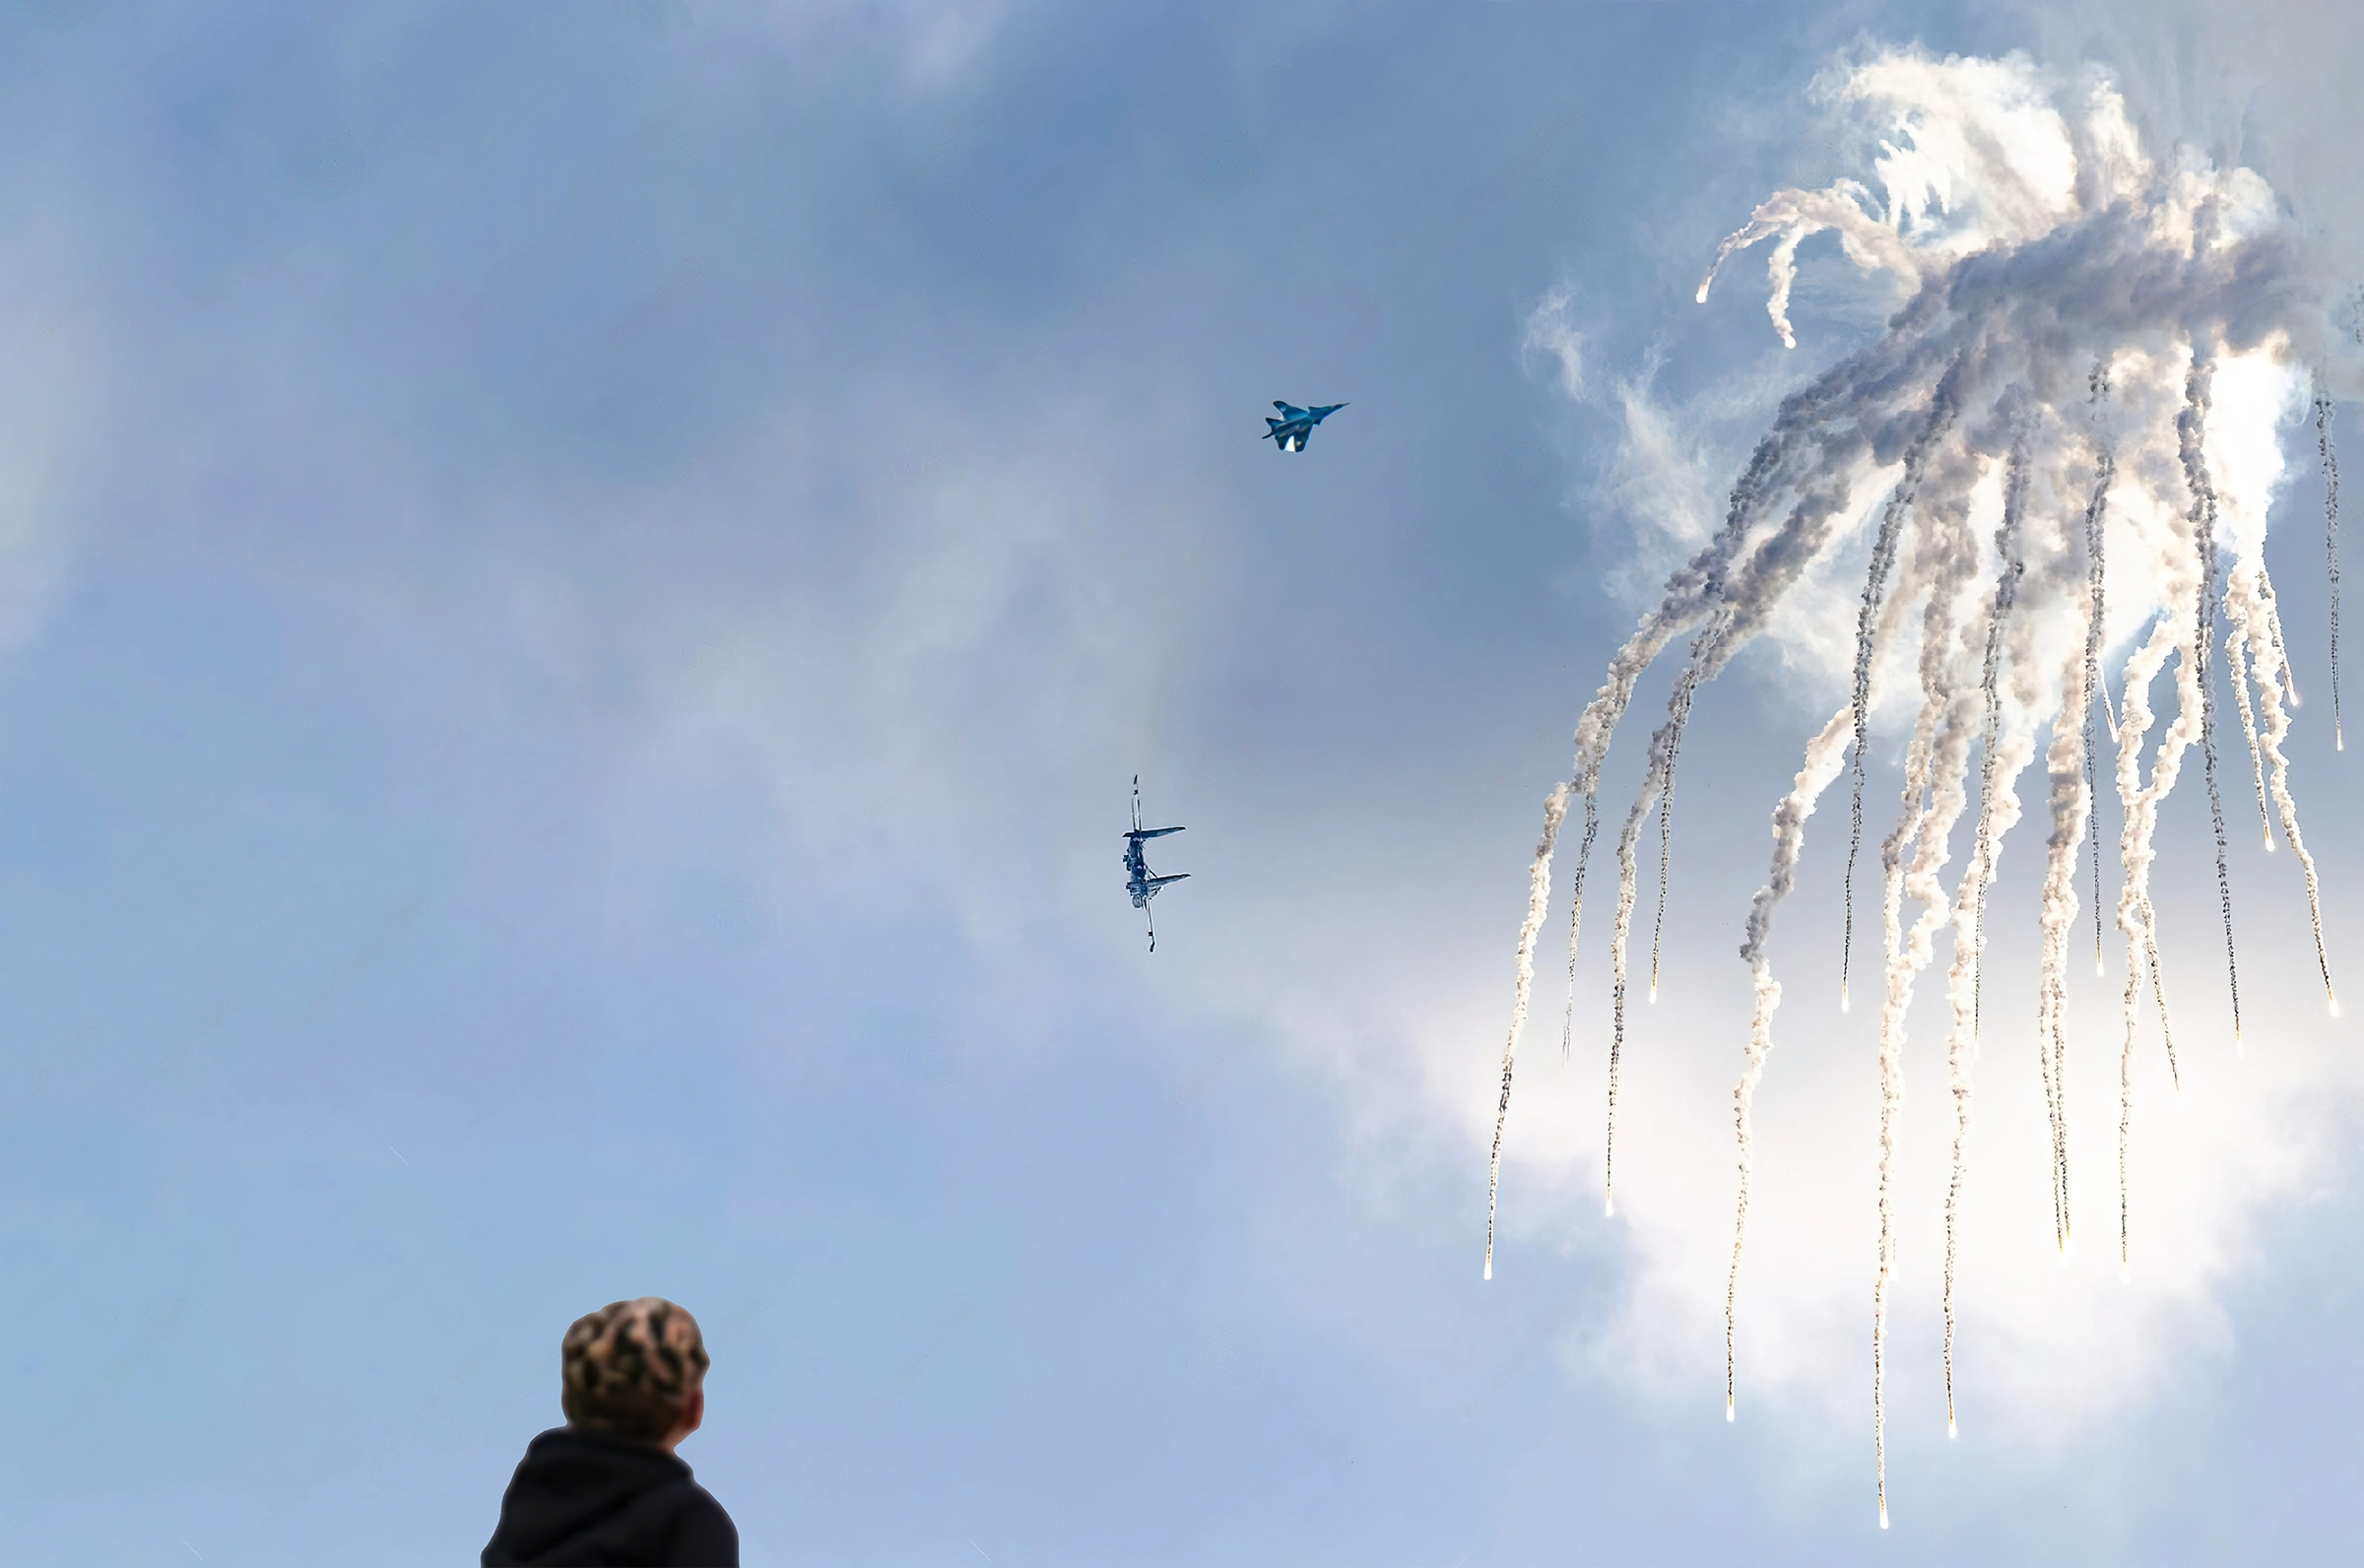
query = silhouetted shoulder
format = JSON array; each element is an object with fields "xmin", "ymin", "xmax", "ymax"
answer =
[
  {"xmin": 484, "ymin": 1428, "xmax": 740, "ymax": 1566},
  {"xmin": 663, "ymin": 1481, "xmax": 739, "ymax": 1566}
]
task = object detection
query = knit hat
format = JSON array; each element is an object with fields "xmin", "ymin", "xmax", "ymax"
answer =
[{"xmin": 559, "ymin": 1297, "xmax": 710, "ymax": 1441}]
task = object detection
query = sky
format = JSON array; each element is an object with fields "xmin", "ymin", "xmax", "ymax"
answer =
[{"xmin": 2, "ymin": 2, "xmax": 2362, "ymax": 1564}]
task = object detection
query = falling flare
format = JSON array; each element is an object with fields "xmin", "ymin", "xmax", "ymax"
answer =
[
  {"xmin": 1482, "ymin": 784, "xmax": 1570, "ymax": 1283},
  {"xmin": 1952, "ymin": 439, "xmax": 2030, "ymax": 1417},
  {"xmin": 1728, "ymin": 707, "xmax": 1852, "ymax": 1428},
  {"xmin": 2041, "ymin": 453, "xmax": 2113, "ymax": 1258},
  {"xmin": 2232, "ymin": 566, "xmax": 2337, "ymax": 1013},
  {"xmin": 1872, "ymin": 478, "xmax": 1979, "ymax": 1546}
]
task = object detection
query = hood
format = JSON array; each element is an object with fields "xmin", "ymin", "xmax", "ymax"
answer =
[{"xmin": 491, "ymin": 1427, "xmax": 694, "ymax": 1560}]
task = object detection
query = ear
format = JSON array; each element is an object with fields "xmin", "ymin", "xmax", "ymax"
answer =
[{"xmin": 682, "ymin": 1384, "xmax": 705, "ymax": 1436}]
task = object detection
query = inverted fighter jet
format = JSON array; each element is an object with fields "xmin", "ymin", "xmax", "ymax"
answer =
[
  {"xmin": 1124, "ymin": 775, "xmax": 1188, "ymax": 951},
  {"xmin": 1263, "ymin": 400, "xmax": 1346, "ymax": 452}
]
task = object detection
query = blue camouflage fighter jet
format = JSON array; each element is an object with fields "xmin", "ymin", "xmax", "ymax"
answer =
[
  {"xmin": 1263, "ymin": 400, "xmax": 1346, "ymax": 452},
  {"xmin": 1124, "ymin": 775, "xmax": 1188, "ymax": 951}
]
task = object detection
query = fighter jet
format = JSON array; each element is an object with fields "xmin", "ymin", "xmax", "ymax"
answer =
[
  {"xmin": 1263, "ymin": 400, "xmax": 1346, "ymax": 452},
  {"xmin": 1124, "ymin": 775, "xmax": 1188, "ymax": 951}
]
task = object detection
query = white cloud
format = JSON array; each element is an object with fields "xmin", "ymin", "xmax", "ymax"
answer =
[
  {"xmin": 0, "ymin": 222, "xmax": 100, "ymax": 653},
  {"xmin": 736, "ymin": 0, "xmax": 1016, "ymax": 95},
  {"xmin": 1519, "ymin": 287, "xmax": 1586, "ymax": 403}
]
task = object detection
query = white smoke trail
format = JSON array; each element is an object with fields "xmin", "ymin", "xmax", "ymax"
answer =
[
  {"xmin": 2223, "ymin": 579, "xmax": 2276, "ymax": 852},
  {"xmin": 2259, "ymin": 557, "xmax": 2300, "ymax": 710},
  {"xmin": 1843, "ymin": 393, "xmax": 1960, "ymax": 1009},
  {"xmin": 1727, "ymin": 704, "xmax": 1854, "ymax": 1422},
  {"xmin": 2084, "ymin": 453, "xmax": 2112, "ymax": 983},
  {"xmin": 1509, "ymin": 438, "xmax": 1783, "ymax": 1224},
  {"xmin": 1943, "ymin": 714, "xmax": 2037, "ymax": 1436},
  {"xmin": 1939, "ymin": 424, "xmax": 2057, "ymax": 1442},
  {"xmin": 1945, "ymin": 656, "xmax": 2035, "ymax": 1441},
  {"xmin": 2037, "ymin": 627, "xmax": 2094, "ymax": 1256},
  {"xmin": 1968, "ymin": 435, "xmax": 2032, "ymax": 1039},
  {"xmin": 1557, "ymin": 795, "xmax": 1598, "ymax": 1063},
  {"xmin": 2318, "ymin": 393, "xmax": 2345, "ymax": 751},
  {"xmin": 1650, "ymin": 713, "xmax": 1682, "ymax": 1006},
  {"xmin": 1484, "ymin": 783, "xmax": 1568, "ymax": 1281},
  {"xmin": 2233, "ymin": 566, "xmax": 2338, "ymax": 1011},
  {"xmin": 2179, "ymin": 357, "xmax": 2244, "ymax": 1045},
  {"xmin": 1694, "ymin": 184, "xmax": 1917, "ymax": 349},
  {"xmin": 1875, "ymin": 682, "xmax": 1976, "ymax": 1532},
  {"xmin": 1873, "ymin": 457, "xmax": 1983, "ymax": 1529},
  {"xmin": 1607, "ymin": 653, "xmax": 1704, "ymax": 1213},
  {"xmin": 2019, "ymin": 449, "xmax": 2120, "ymax": 1257},
  {"xmin": 1508, "ymin": 416, "xmax": 1854, "ymax": 1223},
  {"xmin": 2083, "ymin": 363, "xmax": 2114, "ymax": 984},
  {"xmin": 1606, "ymin": 459, "xmax": 1888, "ymax": 1208},
  {"xmin": 2115, "ymin": 601, "xmax": 2203, "ymax": 1267}
]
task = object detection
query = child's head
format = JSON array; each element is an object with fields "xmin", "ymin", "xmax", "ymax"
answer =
[{"xmin": 559, "ymin": 1297, "xmax": 710, "ymax": 1444}]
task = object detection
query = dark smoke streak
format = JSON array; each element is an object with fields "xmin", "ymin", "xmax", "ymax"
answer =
[
  {"xmin": 2319, "ymin": 393, "xmax": 2344, "ymax": 752},
  {"xmin": 2085, "ymin": 452, "xmax": 2111, "ymax": 977},
  {"xmin": 1559, "ymin": 796, "xmax": 1598, "ymax": 1062}
]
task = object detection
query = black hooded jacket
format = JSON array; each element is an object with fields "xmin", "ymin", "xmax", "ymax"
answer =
[{"xmin": 483, "ymin": 1427, "xmax": 740, "ymax": 1566}]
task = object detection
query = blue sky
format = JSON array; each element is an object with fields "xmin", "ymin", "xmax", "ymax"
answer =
[{"xmin": 1, "ymin": 2, "xmax": 2361, "ymax": 1563}]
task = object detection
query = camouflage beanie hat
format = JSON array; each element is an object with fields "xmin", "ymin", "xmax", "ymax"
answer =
[{"xmin": 560, "ymin": 1297, "xmax": 710, "ymax": 1440}]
